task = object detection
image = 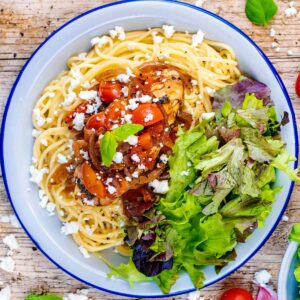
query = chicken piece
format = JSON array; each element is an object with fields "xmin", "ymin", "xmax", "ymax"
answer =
[{"xmin": 151, "ymin": 69, "xmax": 184, "ymax": 124}]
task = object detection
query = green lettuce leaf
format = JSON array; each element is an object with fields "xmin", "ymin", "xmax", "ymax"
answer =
[
  {"xmin": 25, "ymin": 296, "xmax": 62, "ymax": 300},
  {"xmin": 271, "ymin": 150, "xmax": 300, "ymax": 182},
  {"xmin": 289, "ymin": 224, "xmax": 300, "ymax": 243},
  {"xmin": 105, "ymin": 258, "xmax": 151, "ymax": 287}
]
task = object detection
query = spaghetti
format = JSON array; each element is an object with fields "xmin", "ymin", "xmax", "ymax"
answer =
[{"xmin": 31, "ymin": 27, "xmax": 240, "ymax": 254}]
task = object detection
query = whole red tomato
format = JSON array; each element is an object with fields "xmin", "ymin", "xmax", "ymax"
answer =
[
  {"xmin": 220, "ymin": 288, "xmax": 254, "ymax": 300},
  {"xmin": 296, "ymin": 72, "xmax": 300, "ymax": 98}
]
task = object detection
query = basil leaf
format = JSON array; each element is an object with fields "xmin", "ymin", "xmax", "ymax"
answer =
[
  {"xmin": 113, "ymin": 123, "xmax": 144, "ymax": 141},
  {"xmin": 245, "ymin": 0, "xmax": 278, "ymax": 26},
  {"xmin": 100, "ymin": 132, "xmax": 118, "ymax": 167},
  {"xmin": 25, "ymin": 295, "xmax": 63, "ymax": 300}
]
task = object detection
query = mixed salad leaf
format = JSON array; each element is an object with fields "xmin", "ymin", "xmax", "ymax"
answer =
[
  {"xmin": 289, "ymin": 223, "xmax": 300, "ymax": 298},
  {"xmin": 106, "ymin": 78, "xmax": 300, "ymax": 293}
]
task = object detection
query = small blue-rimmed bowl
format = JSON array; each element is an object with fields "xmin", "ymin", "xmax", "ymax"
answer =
[
  {"xmin": 278, "ymin": 241, "xmax": 299, "ymax": 299},
  {"xmin": 0, "ymin": 0, "xmax": 298, "ymax": 297}
]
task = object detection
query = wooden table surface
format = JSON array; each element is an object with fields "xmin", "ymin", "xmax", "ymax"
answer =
[{"xmin": 0, "ymin": 0, "xmax": 299, "ymax": 299}]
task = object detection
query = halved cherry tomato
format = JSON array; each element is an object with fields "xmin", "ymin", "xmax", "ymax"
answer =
[
  {"xmin": 82, "ymin": 162, "xmax": 106, "ymax": 199},
  {"xmin": 86, "ymin": 112, "xmax": 106, "ymax": 130},
  {"xmin": 138, "ymin": 132, "xmax": 153, "ymax": 150},
  {"xmin": 106, "ymin": 100, "xmax": 127, "ymax": 129},
  {"xmin": 99, "ymin": 81, "xmax": 123, "ymax": 103},
  {"xmin": 132, "ymin": 103, "xmax": 164, "ymax": 126},
  {"xmin": 220, "ymin": 288, "xmax": 253, "ymax": 300},
  {"xmin": 296, "ymin": 72, "xmax": 300, "ymax": 98},
  {"xmin": 65, "ymin": 103, "xmax": 88, "ymax": 123}
]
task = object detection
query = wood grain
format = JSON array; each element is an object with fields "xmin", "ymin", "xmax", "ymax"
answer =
[{"xmin": 0, "ymin": 0, "xmax": 299, "ymax": 299}]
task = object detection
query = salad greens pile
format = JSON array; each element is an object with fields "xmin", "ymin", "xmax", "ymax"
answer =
[{"xmin": 107, "ymin": 78, "xmax": 300, "ymax": 293}]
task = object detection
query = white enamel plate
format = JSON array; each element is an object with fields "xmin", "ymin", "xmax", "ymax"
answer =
[{"xmin": 1, "ymin": 0, "xmax": 298, "ymax": 297}]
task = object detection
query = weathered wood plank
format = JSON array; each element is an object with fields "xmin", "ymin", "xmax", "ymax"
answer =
[{"xmin": 0, "ymin": 0, "xmax": 299, "ymax": 299}]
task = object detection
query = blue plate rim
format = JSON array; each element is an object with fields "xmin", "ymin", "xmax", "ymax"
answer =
[{"xmin": 0, "ymin": 0, "xmax": 298, "ymax": 298}]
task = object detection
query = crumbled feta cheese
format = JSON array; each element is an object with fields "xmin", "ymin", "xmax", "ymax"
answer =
[
  {"xmin": 192, "ymin": 29, "xmax": 205, "ymax": 47},
  {"xmin": 139, "ymin": 94, "xmax": 152, "ymax": 103},
  {"xmin": 107, "ymin": 185, "xmax": 116, "ymax": 194},
  {"xmin": 138, "ymin": 164, "xmax": 146, "ymax": 170},
  {"xmin": 160, "ymin": 154, "xmax": 168, "ymax": 164},
  {"xmin": 0, "ymin": 257, "xmax": 15, "ymax": 273},
  {"xmin": 149, "ymin": 179, "xmax": 169, "ymax": 194},
  {"xmin": 61, "ymin": 222, "xmax": 79, "ymax": 235},
  {"xmin": 0, "ymin": 215, "xmax": 20, "ymax": 228},
  {"xmin": 200, "ymin": 112, "xmax": 215, "ymax": 121},
  {"xmin": 64, "ymin": 291, "xmax": 89, "ymax": 300},
  {"xmin": 285, "ymin": 4, "xmax": 297, "ymax": 17},
  {"xmin": 33, "ymin": 108, "xmax": 45, "ymax": 127},
  {"xmin": 78, "ymin": 90, "xmax": 98, "ymax": 101},
  {"xmin": 70, "ymin": 67, "xmax": 82, "ymax": 81},
  {"xmin": 57, "ymin": 153, "xmax": 68, "ymax": 164},
  {"xmin": 32, "ymin": 129, "xmax": 41, "ymax": 138},
  {"xmin": 46, "ymin": 202, "xmax": 56, "ymax": 215},
  {"xmin": 113, "ymin": 152, "xmax": 123, "ymax": 164},
  {"xmin": 78, "ymin": 52, "xmax": 87, "ymax": 58},
  {"xmin": 78, "ymin": 246, "xmax": 90, "ymax": 258},
  {"xmin": 255, "ymin": 270, "xmax": 272, "ymax": 286},
  {"xmin": 205, "ymin": 86, "xmax": 216, "ymax": 95},
  {"xmin": 81, "ymin": 81, "xmax": 91, "ymax": 89},
  {"xmin": 188, "ymin": 291, "xmax": 204, "ymax": 300},
  {"xmin": 29, "ymin": 166, "xmax": 48, "ymax": 185},
  {"xmin": 131, "ymin": 154, "xmax": 140, "ymax": 163},
  {"xmin": 132, "ymin": 171, "xmax": 139, "ymax": 178},
  {"xmin": 127, "ymin": 42, "xmax": 136, "ymax": 50},
  {"xmin": 121, "ymin": 86, "xmax": 129, "ymax": 98},
  {"xmin": 109, "ymin": 26, "xmax": 126, "ymax": 40},
  {"xmin": 72, "ymin": 113, "xmax": 85, "ymax": 131},
  {"xmin": 125, "ymin": 176, "xmax": 132, "ymax": 182},
  {"xmin": 125, "ymin": 135, "xmax": 138, "ymax": 146},
  {"xmin": 91, "ymin": 36, "xmax": 109, "ymax": 48},
  {"xmin": 48, "ymin": 92, "xmax": 55, "ymax": 98},
  {"xmin": 85, "ymin": 225, "xmax": 93, "ymax": 236},
  {"xmin": 126, "ymin": 98, "xmax": 139, "ymax": 110},
  {"xmin": 105, "ymin": 178, "xmax": 113, "ymax": 185},
  {"xmin": 39, "ymin": 189, "xmax": 49, "ymax": 208},
  {"xmin": 82, "ymin": 198, "xmax": 94, "ymax": 206},
  {"xmin": 187, "ymin": 161, "xmax": 192, "ymax": 167},
  {"xmin": 3, "ymin": 235, "xmax": 19, "ymax": 251},
  {"xmin": 0, "ymin": 286, "xmax": 11, "ymax": 300},
  {"xmin": 152, "ymin": 32, "xmax": 164, "ymax": 44},
  {"xmin": 124, "ymin": 113, "xmax": 132, "ymax": 123},
  {"xmin": 80, "ymin": 150, "xmax": 89, "ymax": 161},
  {"xmin": 144, "ymin": 113, "xmax": 154, "ymax": 123},
  {"xmin": 191, "ymin": 79, "xmax": 198, "ymax": 86},
  {"xmin": 269, "ymin": 28, "xmax": 276, "ymax": 37},
  {"xmin": 271, "ymin": 42, "xmax": 277, "ymax": 48},
  {"xmin": 40, "ymin": 138, "xmax": 48, "ymax": 146},
  {"xmin": 46, "ymin": 117, "xmax": 53, "ymax": 123},
  {"xmin": 282, "ymin": 215, "xmax": 289, "ymax": 221},
  {"xmin": 62, "ymin": 90, "xmax": 77, "ymax": 107},
  {"xmin": 195, "ymin": 0, "xmax": 206, "ymax": 7},
  {"xmin": 287, "ymin": 50, "xmax": 293, "ymax": 56},
  {"xmin": 162, "ymin": 25, "xmax": 175, "ymax": 38},
  {"xmin": 181, "ymin": 171, "xmax": 189, "ymax": 176}
]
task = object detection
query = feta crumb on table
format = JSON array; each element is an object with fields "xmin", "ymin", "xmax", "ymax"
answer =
[
  {"xmin": 3, "ymin": 235, "xmax": 19, "ymax": 251},
  {"xmin": 0, "ymin": 286, "xmax": 11, "ymax": 300},
  {"xmin": 0, "ymin": 257, "xmax": 15, "ymax": 273},
  {"xmin": 255, "ymin": 269, "xmax": 272, "ymax": 285}
]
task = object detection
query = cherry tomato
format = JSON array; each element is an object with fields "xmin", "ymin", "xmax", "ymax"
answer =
[
  {"xmin": 99, "ymin": 81, "xmax": 123, "ymax": 103},
  {"xmin": 106, "ymin": 101, "xmax": 126, "ymax": 129},
  {"xmin": 82, "ymin": 162, "xmax": 106, "ymax": 199},
  {"xmin": 86, "ymin": 112, "xmax": 106, "ymax": 130},
  {"xmin": 220, "ymin": 288, "xmax": 253, "ymax": 300},
  {"xmin": 65, "ymin": 103, "xmax": 88, "ymax": 123},
  {"xmin": 132, "ymin": 103, "xmax": 164, "ymax": 126},
  {"xmin": 296, "ymin": 72, "xmax": 300, "ymax": 98},
  {"xmin": 138, "ymin": 132, "xmax": 153, "ymax": 150}
]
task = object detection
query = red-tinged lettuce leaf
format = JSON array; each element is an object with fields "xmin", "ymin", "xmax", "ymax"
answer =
[
  {"xmin": 256, "ymin": 284, "xmax": 277, "ymax": 300},
  {"xmin": 213, "ymin": 78, "xmax": 271, "ymax": 110},
  {"xmin": 132, "ymin": 241, "xmax": 173, "ymax": 277}
]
